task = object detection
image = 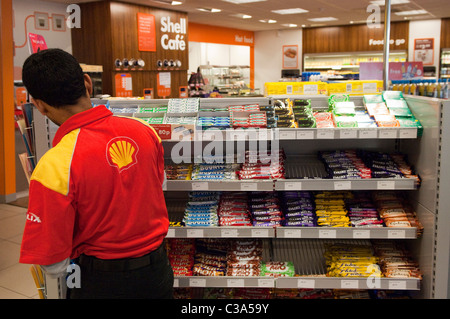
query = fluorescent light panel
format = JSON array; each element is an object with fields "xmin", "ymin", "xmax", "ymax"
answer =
[
  {"xmin": 370, "ymin": 0, "xmax": 410, "ymax": 5},
  {"xmin": 281, "ymin": 23, "xmax": 298, "ymax": 27},
  {"xmin": 308, "ymin": 17, "xmax": 338, "ymax": 22},
  {"xmin": 222, "ymin": 0, "xmax": 267, "ymax": 4},
  {"xmin": 395, "ymin": 9, "xmax": 428, "ymax": 16},
  {"xmin": 197, "ymin": 8, "xmax": 222, "ymax": 13},
  {"xmin": 272, "ymin": 8, "xmax": 309, "ymax": 15},
  {"xmin": 259, "ymin": 19, "xmax": 277, "ymax": 23}
]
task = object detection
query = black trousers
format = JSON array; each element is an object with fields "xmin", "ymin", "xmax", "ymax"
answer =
[{"xmin": 69, "ymin": 244, "xmax": 174, "ymax": 299}]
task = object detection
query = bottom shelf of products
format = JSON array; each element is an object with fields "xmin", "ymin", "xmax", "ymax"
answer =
[{"xmin": 166, "ymin": 238, "xmax": 421, "ymax": 292}]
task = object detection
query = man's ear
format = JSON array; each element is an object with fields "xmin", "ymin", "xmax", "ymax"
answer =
[
  {"xmin": 31, "ymin": 98, "xmax": 49, "ymax": 116},
  {"xmin": 84, "ymin": 74, "xmax": 93, "ymax": 97}
]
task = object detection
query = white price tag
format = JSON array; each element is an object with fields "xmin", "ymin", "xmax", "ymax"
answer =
[
  {"xmin": 389, "ymin": 280, "xmax": 407, "ymax": 290},
  {"xmin": 353, "ymin": 230, "xmax": 371, "ymax": 238},
  {"xmin": 173, "ymin": 278, "xmax": 179, "ymax": 287},
  {"xmin": 334, "ymin": 181, "xmax": 351, "ymax": 190},
  {"xmin": 363, "ymin": 82, "xmax": 377, "ymax": 93},
  {"xmin": 297, "ymin": 130, "xmax": 314, "ymax": 139},
  {"xmin": 279, "ymin": 130, "xmax": 296, "ymax": 140},
  {"xmin": 340, "ymin": 129, "xmax": 357, "ymax": 139},
  {"xmin": 187, "ymin": 229, "xmax": 204, "ymax": 237},
  {"xmin": 319, "ymin": 229, "xmax": 336, "ymax": 238},
  {"xmin": 304, "ymin": 84, "xmax": 318, "ymax": 95},
  {"xmin": 189, "ymin": 278, "xmax": 206, "ymax": 287},
  {"xmin": 388, "ymin": 229, "xmax": 406, "ymax": 238},
  {"xmin": 192, "ymin": 182, "xmax": 209, "ymax": 191},
  {"xmin": 241, "ymin": 182, "xmax": 258, "ymax": 191},
  {"xmin": 377, "ymin": 181, "xmax": 395, "ymax": 189},
  {"xmin": 399, "ymin": 129, "xmax": 417, "ymax": 139},
  {"xmin": 379, "ymin": 129, "xmax": 397, "ymax": 139},
  {"xmin": 341, "ymin": 280, "xmax": 359, "ymax": 289},
  {"xmin": 317, "ymin": 129, "xmax": 334, "ymax": 139},
  {"xmin": 227, "ymin": 279, "xmax": 244, "ymax": 287},
  {"xmin": 297, "ymin": 279, "xmax": 315, "ymax": 289},
  {"xmin": 166, "ymin": 228, "xmax": 175, "ymax": 238},
  {"xmin": 283, "ymin": 229, "xmax": 302, "ymax": 238},
  {"xmin": 221, "ymin": 229, "xmax": 238, "ymax": 237},
  {"xmin": 251, "ymin": 228, "xmax": 269, "ymax": 237},
  {"xmin": 258, "ymin": 279, "xmax": 275, "ymax": 288},
  {"xmin": 284, "ymin": 182, "xmax": 302, "ymax": 190},
  {"xmin": 359, "ymin": 129, "xmax": 378, "ymax": 139}
]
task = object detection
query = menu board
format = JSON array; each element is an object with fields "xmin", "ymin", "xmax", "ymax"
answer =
[{"xmin": 137, "ymin": 13, "xmax": 156, "ymax": 52}]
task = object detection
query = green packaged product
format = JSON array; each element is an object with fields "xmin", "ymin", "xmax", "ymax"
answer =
[
  {"xmin": 328, "ymin": 94, "xmax": 350, "ymax": 110},
  {"xmin": 382, "ymin": 90, "xmax": 404, "ymax": 100},
  {"xmin": 363, "ymin": 94, "xmax": 384, "ymax": 104},
  {"xmin": 335, "ymin": 116, "xmax": 358, "ymax": 128},
  {"xmin": 261, "ymin": 261, "xmax": 295, "ymax": 277}
]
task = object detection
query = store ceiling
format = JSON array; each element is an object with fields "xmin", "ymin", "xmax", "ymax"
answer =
[{"xmin": 49, "ymin": 0, "xmax": 450, "ymax": 31}]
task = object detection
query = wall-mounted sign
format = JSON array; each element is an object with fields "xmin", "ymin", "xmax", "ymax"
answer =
[
  {"xmin": 115, "ymin": 73, "xmax": 133, "ymax": 97},
  {"xmin": 414, "ymin": 38, "xmax": 434, "ymax": 66},
  {"xmin": 360, "ymin": 62, "xmax": 424, "ymax": 81},
  {"xmin": 369, "ymin": 38, "xmax": 406, "ymax": 46},
  {"xmin": 160, "ymin": 16, "xmax": 186, "ymax": 51},
  {"xmin": 282, "ymin": 45, "xmax": 298, "ymax": 69},
  {"xmin": 137, "ymin": 13, "xmax": 156, "ymax": 52},
  {"xmin": 157, "ymin": 72, "xmax": 171, "ymax": 97},
  {"xmin": 28, "ymin": 33, "xmax": 47, "ymax": 54}
]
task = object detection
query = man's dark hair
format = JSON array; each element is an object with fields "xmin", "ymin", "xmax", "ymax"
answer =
[{"xmin": 22, "ymin": 48, "xmax": 87, "ymax": 108}]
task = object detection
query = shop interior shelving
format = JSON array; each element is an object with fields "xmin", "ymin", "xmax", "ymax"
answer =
[
  {"xmin": 440, "ymin": 49, "xmax": 450, "ymax": 78},
  {"xmin": 303, "ymin": 51, "xmax": 408, "ymax": 71},
  {"xmin": 32, "ymin": 94, "xmax": 450, "ymax": 299}
]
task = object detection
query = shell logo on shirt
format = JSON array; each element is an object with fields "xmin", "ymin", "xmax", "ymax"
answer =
[{"xmin": 106, "ymin": 137, "xmax": 139, "ymax": 172}]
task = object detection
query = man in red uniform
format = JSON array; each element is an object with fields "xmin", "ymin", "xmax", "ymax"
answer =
[{"xmin": 19, "ymin": 48, "xmax": 173, "ymax": 299}]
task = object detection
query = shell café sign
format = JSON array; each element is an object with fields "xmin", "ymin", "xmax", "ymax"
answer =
[{"xmin": 160, "ymin": 16, "xmax": 187, "ymax": 51}]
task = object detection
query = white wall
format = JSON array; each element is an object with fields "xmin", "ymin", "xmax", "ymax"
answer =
[
  {"xmin": 408, "ymin": 19, "xmax": 441, "ymax": 73},
  {"xmin": 254, "ymin": 29, "xmax": 302, "ymax": 93},
  {"xmin": 13, "ymin": 0, "xmax": 72, "ymax": 81},
  {"xmin": 188, "ymin": 42, "xmax": 250, "ymax": 74}
]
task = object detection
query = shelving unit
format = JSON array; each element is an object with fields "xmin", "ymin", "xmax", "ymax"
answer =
[{"xmin": 32, "ymin": 94, "xmax": 450, "ymax": 299}]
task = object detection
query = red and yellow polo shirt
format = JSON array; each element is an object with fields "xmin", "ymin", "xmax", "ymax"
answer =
[{"xmin": 20, "ymin": 105, "xmax": 168, "ymax": 265}]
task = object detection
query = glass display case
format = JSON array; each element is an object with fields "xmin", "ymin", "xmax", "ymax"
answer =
[
  {"xmin": 303, "ymin": 51, "xmax": 408, "ymax": 80},
  {"xmin": 199, "ymin": 65, "xmax": 251, "ymax": 95},
  {"xmin": 440, "ymin": 49, "xmax": 450, "ymax": 78}
]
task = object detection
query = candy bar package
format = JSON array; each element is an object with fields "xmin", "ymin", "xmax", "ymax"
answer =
[
  {"xmin": 182, "ymin": 192, "xmax": 220, "ymax": 227},
  {"xmin": 279, "ymin": 191, "xmax": 316, "ymax": 227},
  {"xmin": 167, "ymin": 238, "xmax": 196, "ymax": 276},
  {"xmin": 324, "ymin": 243, "xmax": 382, "ymax": 277},
  {"xmin": 218, "ymin": 192, "xmax": 252, "ymax": 226},
  {"xmin": 238, "ymin": 150, "xmax": 285, "ymax": 180},
  {"xmin": 191, "ymin": 163, "xmax": 239, "ymax": 181},
  {"xmin": 226, "ymin": 239, "xmax": 263, "ymax": 276},
  {"xmin": 248, "ymin": 192, "xmax": 284, "ymax": 227},
  {"xmin": 261, "ymin": 261, "xmax": 295, "ymax": 277}
]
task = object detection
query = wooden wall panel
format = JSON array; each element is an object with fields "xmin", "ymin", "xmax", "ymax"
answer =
[
  {"xmin": 71, "ymin": 1, "xmax": 114, "ymax": 95},
  {"xmin": 71, "ymin": 1, "xmax": 188, "ymax": 98},
  {"xmin": 441, "ymin": 18, "xmax": 450, "ymax": 49},
  {"xmin": 303, "ymin": 21, "xmax": 409, "ymax": 54}
]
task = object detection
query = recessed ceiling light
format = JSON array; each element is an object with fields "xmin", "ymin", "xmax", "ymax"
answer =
[
  {"xmin": 222, "ymin": 0, "xmax": 267, "ymax": 4},
  {"xmin": 281, "ymin": 23, "xmax": 298, "ymax": 27},
  {"xmin": 395, "ymin": 9, "xmax": 428, "ymax": 16},
  {"xmin": 233, "ymin": 13, "xmax": 252, "ymax": 19},
  {"xmin": 272, "ymin": 8, "xmax": 309, "ymax": 15},
  {"xmin": 259, "ymin": 19, "xmax": 277, "ymax": 23},
  {"xmin": 151, "ymin": 0, "xmax": 183, "ymax": 5},
  {"xmin": 171, "ymin": 1, "xmax": 182, "ymax": 5},
  {"xmin": 370, "ymin": 0, "xmax": 410, "ymax": 5},
  {"xmin": 197, "ymin": 8, "xmax": 222, "ymax": 13},
  {"xmin": 307, "ymin": 17, "xmax": 338, "ymax": 22}
]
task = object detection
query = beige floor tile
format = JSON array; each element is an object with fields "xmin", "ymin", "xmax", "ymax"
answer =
[
  {"xmin": 0, "ymin": 263, "xmax": 39, "ymax": 298},
  {"xmin": 0, "ymin": 213, "xmax": 26, "ymax": 240},
  {"xmin": 0, "ymin": 286, "xmax": 31, "ymax": 299},
  {"xmin": 0, "ymin": 240, "xmax": 21, "ymax": 271}
]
